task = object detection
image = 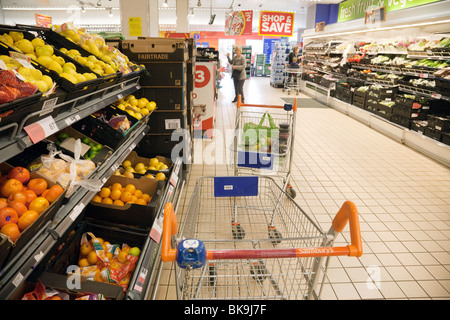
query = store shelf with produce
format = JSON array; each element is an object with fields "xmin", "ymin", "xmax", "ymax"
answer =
[
  {"xmin": 0, "ymin": 75, "xmax": 141, "ymax": 164},
  {"xmin": 130, "ymin": 157, "xmax": 185, "ymax": 300},
  {"xmin": 0, "ymin": 117, "xmax": 149, "ymax": 300}
]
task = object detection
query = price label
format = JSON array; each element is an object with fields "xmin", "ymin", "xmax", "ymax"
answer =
[
  {"xmin": 24, "ymin": 116, "xmax": 59, "ymax": 144},
  {"xmin": 149, "ymin": 217, "xmax": 163, "ymax": 243},
  {"xmin": 432, "ymin": 93, "xmax": 442, "ymax": 99},
  {"xmin": 69, "ymin": 203, "xmax": 85, "ymax": 221},
  {"xmin": 64, "ymin": 114, "xmax": 81, "ymax": 126}
]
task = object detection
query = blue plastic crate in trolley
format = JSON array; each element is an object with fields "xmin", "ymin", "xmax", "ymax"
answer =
[{"xmin": 237, "ymin": 151, "xmax": 274, "ymax": 170}]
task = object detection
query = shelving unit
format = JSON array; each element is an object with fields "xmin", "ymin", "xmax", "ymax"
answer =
[{"xmin": 0, "ymin": 67, "xmax": 186, "ymax": 299}]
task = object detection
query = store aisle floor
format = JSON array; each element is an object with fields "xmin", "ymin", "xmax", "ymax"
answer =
[{"xmin": 152, "ymin": 76, "xmax": 450, "ymax": 300}]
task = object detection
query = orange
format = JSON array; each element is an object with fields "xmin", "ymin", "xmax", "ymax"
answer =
[
  {"xmin": 130, "ymin": 195, "xmax": 138, "ymax": 202},
  {"xmin": 141, "ymin": 194, "xmax": 151, "ymax": 203},
  {"xmin": 94, "ymin": 269, "xmax": 103, "ymax": 282},
  {"xmin": 111, "ymin": 183, "xmax": 122, "ymax": 191},
  {"xmin": 134, "ymin": 189, "xmax": 143, "ymax": 198},
  {"xmin": 120, "ymin": 191, "xmax": 132, "ymax": 203},
  {"xmin": 117, "ymin": 251, "xmax": 128, "ymax": 263},
  {"xmin": 0, "ymin": 198, "xmax": 8, "ymax": 209},
  {"xmin": 110, "ymin": 189, "xmax": 121, "ymax": 201},
  {"xmin": 87, "ymin": 251, "xmax": 98, "ymax": 265},
  {"xmin": 0, "ymin": 223, "xmax": 20, "ymax": 242},
  {"xmin": 105, "ymin": 252, "xmax": 113, "ymax": 260},
  {"xmin": 113, "ymin": 199, "xmax": 124, "ymax": 206},
  {"xmin": 8, "ymin": 200, "xmax": 28, "ymax": 217},
  {"xmin": 102, "ymin": 197, "xmax": 113, "ymax": 204},
  {"xmin": 80, "ymin": 242, "xmax": 94, "ymax": 256},
  {"xmin": 126, "ymin": 200, "xmax": 135, "ymax": 204},
  {"xmin": 124, "ymin": 184, "xmax": 136, "ymax": 195},
  {"xmin": 121, "ymin": 246, "xmax": 130, "ymax": 254},
  {"xmin": 23, "ymin": 190, "xmax": 37, "ymax": 206},
  {"xmin": 118, "ymin": 275, "xmax": 130, "ymax": 286},
  {"xmin": 135, "ymin": 198, "xmax": 147, "ymax": 205},
  {"xmin": 28, "ymin": 197, "xmax": 50, "ymax": 215},
  {"xmin": 17, "ymin": 210, "xmax": 39, "ymax": 231},
  {"xmin": 45, "ymin": 185, "xmax": 64, "ymax": 203},
  {"xmin": 110, "ymin": 262, "xmax": 121, "ymax": 270},
  {"xmin": 92, "ymin": 195, "xmax": 102, "ymax": 202},
  {"xmin": 8, "ymin": 191, "xmax": 27, "ymax": 204},
  {"xmin": 78, "ymin": 258, "xmax": 90, "ymax": 267},
  {"xmin": 99, "ymin": 187, "xmax": 111, "ymax": 198}
]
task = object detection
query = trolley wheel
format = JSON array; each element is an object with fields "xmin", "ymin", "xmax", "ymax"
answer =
[
  {"xmin": 208, "ymin": 263, "xmax": 217, "ymax": 287},
  {"xmin": 232, "ymin": 222, "xmax": 245, "ymax": 240},
  {"xmin": 268, "ymin": 226, "xmax": 282, "ymax": 245},
  {"xmin": 250, "ymin": 260, "xmax": 268, "ymax": 283},
  {"xmin": 286, "ymin": 185, "xmax": 296, "ymax": 199}
]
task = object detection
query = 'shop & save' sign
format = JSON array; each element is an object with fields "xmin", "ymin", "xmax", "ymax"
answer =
[{"xmin": 258, "ymin": 11, "xmax": 295, "ymax": 37}]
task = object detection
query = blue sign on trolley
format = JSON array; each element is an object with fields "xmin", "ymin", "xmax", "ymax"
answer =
[
  {"xmin": 237, "ymin": 151, "xmax": 274, "ymax": 170},
  {"xmin": 214, "ymin": 176, "xmax": 259, "ymax": 197}
]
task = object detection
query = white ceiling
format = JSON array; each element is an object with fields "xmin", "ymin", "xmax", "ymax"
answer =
[{"xmin": 2, "ymin": 0, "xmax": 343, "ymax": 12}]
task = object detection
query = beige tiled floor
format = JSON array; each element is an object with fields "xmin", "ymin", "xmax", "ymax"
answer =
[{"xmin": 152, "ymin": 76, "xmax": 450, "ymax": 300}]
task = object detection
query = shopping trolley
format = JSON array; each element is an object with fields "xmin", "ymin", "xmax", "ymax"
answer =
[
  {"xmin": 161, "ymin": 176, "xmax": 362, "ymax": 300},
  {"xmin": 283, "ymin": 66, "xmax": 302, "ymax": 95},
  {"xmin": 231, "ymin": 95, "xmax": 297, "ymax": 198}
]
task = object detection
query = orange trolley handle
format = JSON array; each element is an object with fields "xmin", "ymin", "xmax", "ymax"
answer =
[
  {"xmin": 236, "ymin": 94, "xmax": 297, "ymax": 112},
  {"xmin": 161, "ymin": 201, "xmax": 362, "ymax": 265}
]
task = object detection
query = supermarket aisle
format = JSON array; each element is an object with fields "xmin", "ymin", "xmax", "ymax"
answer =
[{"xmin": 153, "ymin": 75, "xmax": 450, "ymax": 300}]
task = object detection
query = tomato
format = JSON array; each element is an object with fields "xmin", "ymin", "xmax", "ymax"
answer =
[
  {"xmin": 0, "ymin": 207, "xmax": 19, "ymax": 228},
  {"xmin": 8, "ymin": 167, "xmax": 30, "ymax": 184},
  {"xmin": 28, "ymin": 197, "xmax": 50, "ymax": 215},
  {"xmin": 45, "ymin": 185, "xmax": 64, "ymax": 203},
  {"xmin": 27, "ymin": 178, "xmax": 48, "ymax": 196},
  {"xmin": 23, "ymin": 190, "xmax": 37, "ymax": 206},
  {"xmin": 8, "ymin": 191, "xmax": 27, "ymax": 205},
  {"xmin": 1, "ymin": 179, "xmax": 24, "ymax": 198}
]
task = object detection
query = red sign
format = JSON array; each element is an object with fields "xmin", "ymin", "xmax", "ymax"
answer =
[
  {"xmin": 258, "ymin": 11, "xmax": 294, "ymax": 37},
  {"xmin": 35, "ymin": 13, "xmax": 52, "ymax": 28},
  {"xmin": 225, "ymin": 10, "xmax": 253, "ymax": 36},
  {"xmin": 195, "ymin": 65, "xmax": 211, "ymax": 89}
]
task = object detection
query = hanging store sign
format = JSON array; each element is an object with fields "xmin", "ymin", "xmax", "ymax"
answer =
[
  {"xmin": 35, "ymin": 14, "xmax": 52, "ymax": 28},
  {"xmin": 258, "ymin": 11, "xmax": 295, "ymax": 37},
  {"xmin": 338, "ymin": 0, "xmax": 442, "ymax": 22},
  {"xmin": 225, "ymin": 10, "xmax": 253, "ymax": 36}
]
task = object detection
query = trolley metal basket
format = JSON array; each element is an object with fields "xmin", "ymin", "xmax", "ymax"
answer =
[
  {"xmin": 231, "ymin": 95, "xmax": 297, "ymax": 198},
  {"xmin": 162, "ymin": 176, "xmax": 362, "ymax": 300},
  {"xmin": 283, "ymin": 66, "xmax": 302, "ymax": 95}
]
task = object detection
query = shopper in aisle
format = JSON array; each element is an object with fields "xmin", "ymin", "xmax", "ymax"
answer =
[
  {"xmin": 288, "ymin": 46, "xmax": 300, "ymax": 64},
  {"xmin": 227, "ymin": 46, "xmax": 247, "ymax": 103}
]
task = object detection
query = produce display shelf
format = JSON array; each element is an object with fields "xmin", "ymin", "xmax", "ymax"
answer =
[
  {"xmin": 137, "ymin": 158, "xmax": 185, "ymax": 300},
  {"xmin": 0, "ymin": 121, "xmax": 149, "ymax": 300},
  {"xmin": 399, "ymin": 85, "xmax": 450, "ymax": 102},
  {"xmin": 407, "ymin": 54, "xmax": 450, "ymax": 60},
  {"xmin": 0, "ymin": 75, "xmax": 141, "ymax": 164}
]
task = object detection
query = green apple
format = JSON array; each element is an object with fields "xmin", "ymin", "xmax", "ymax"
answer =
[{"xmin": 129, "ymin": 247, "xmax": 141, "ymax": 256}]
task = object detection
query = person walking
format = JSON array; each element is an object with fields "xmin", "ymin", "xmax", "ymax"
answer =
[{"xmin": 227, "ymin": 46, "xmax": 247, "ymax": 103}]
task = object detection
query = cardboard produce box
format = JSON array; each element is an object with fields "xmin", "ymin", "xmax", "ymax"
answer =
[
  {"xmin": 136, "ymin": 86, "xmax": 188, "ymax": 110},
  {"xmin": 86, "ymin": 174, "xmax": 165, "ymax": 228},
  {"xmin": 138, "ymin": 62, "xmax": 187, "ymax": 87},
  {"xmin": 0, "ymin": 163, "xmax": 66, "ymax": 269}
]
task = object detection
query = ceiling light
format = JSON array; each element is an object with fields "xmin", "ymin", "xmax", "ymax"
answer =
[
  {"xmin": 163, "ymin": 0, "xmax": 168, "ymax": 7},
  {"xmin": 109, "ymin": 8, "xmax": 113, "ymax": 16},
  {"xmin": 197, "ymin": 0, "xmax": 202, "ymax": 7},
  {"xmin": 97, "ymin": 0, "xmax": 102, "ymax": 7},
  {"xmin": 81, "ymin": 6, "xmax": 86, "ymax": 12}
]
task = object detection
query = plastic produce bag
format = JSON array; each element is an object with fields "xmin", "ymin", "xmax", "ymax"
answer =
[{"xmin": 58, "ymin": 139, "xmax": 101, "ymax": 195}]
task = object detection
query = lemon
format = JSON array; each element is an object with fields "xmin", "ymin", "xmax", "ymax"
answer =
[
  {"xmin": 155, "ymin": 172, "xmax": 166, "ymax": 181},
  {"xmin": 149, "ymin": 158, "xmax": 159, "ymax": 167},
  {"xmin": 122, "ymin": 160, "xmax": 131, "ymax": 168}
]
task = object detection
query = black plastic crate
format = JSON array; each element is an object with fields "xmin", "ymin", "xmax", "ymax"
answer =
[
  {"xmin": 391, "ymin": 114, "xmax": 411, "ymax": 129},
  {"xmin": 139, "ymin": 62, "xmax": 186, "ymax": 87},
  {"xmin": 0, "ymin": 26, "xmax": 103, "ymax": 95},
  {"xmin": 33, "ymin": 26, "xmax": 122, "ymax": 84},
  {"xmin": 72, "ymin": 105, "xmax": 140, "ymax": 149},
  {"xmin": 392, "ymin": 104, "xmax": 428, "ymax": 120},
  {"xmin": 424, "ymin": 127, "xmax": 442, "ymax": 141},
  {"xmin": 0, "ymin": 91, "xmax": 43, "ymax": 130},
  {"xmin": 411, "ymin": 120, "xmax": 428, "ymax": 133},
  {"xmin": 352, "ymin": 99, "xmax": 365, "ymax": 109},
  {"xmin": 427, "ymin": 115, "xmax": 450, "ymax": 132},
  {"xmin": 394, "ymin": 94, "xmax": 431, "ymax": 111},
  {"xmin": 442, "ymin": 132, "xmax": 450, "ymax": 146},
  {"xmin": 44, "ymin": 219, "xmax": 148, "ymax": 299},
  {"xmin": 335, "ymin": 91, "xmax": 353, "ymax": 104}
]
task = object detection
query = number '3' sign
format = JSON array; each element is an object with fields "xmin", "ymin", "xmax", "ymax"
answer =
[{"xmin": 195, "ymin": 65, "xmax": 211, "ymax": 88}]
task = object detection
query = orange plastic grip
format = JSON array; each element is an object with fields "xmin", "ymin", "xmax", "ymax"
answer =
[
  {"xmin": 332, "ymin": 201, "xmax": 363, "ymax": 257},
  {"xmin": 161, "ymin": 202, "xmax": 178, "ymax": 263},
  {"xmin": 237, "ymin": 95, "xmax": 297, "ymax": 111}
]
